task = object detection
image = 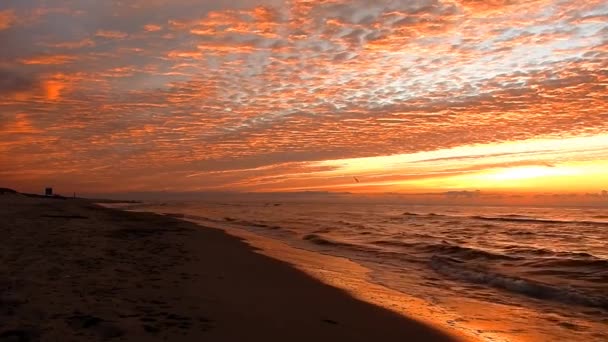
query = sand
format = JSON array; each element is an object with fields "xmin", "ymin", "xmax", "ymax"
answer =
[{"xmin": 0, "ymin": 195, "xmax": 457, "ymax": 341}]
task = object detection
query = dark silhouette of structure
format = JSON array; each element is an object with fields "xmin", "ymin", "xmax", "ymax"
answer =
[{"xmin": 45, "ymin": 188, "xmax": 53, "ymax": 197}]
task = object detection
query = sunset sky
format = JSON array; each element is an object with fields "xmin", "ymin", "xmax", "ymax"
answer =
[{"xmin": 1, "ymin": 0, "xmax": 607, "ymax": 196}]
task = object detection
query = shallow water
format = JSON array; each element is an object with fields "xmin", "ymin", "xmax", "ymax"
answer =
[{"xmin": 127, "ymin": 201, "xmax": 608, "ymax": 341}]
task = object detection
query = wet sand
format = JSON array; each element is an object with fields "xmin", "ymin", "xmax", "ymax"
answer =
[{"xmin": 0, "ymin": 195, "xmax": 457, "ymax": 341}]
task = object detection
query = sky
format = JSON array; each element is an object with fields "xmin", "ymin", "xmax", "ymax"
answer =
[{"xmin": 1, "ymin": 0, "xmax": 607, "ymax": 199}]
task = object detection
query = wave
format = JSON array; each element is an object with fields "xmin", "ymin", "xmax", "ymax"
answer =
[
  {"xmin": 430, "ymin": 256, "xmax": 608, "ymax": 310},
  {"xmin": 400, "ymin": 211, "xmax": 608, "ymax": 227},
  {"xmin": 502, "ymin": 245, "xmax": 600, "ymax": 259},
  {"xmin": 423, "ymin": 243, "xmax": 519, "ymax": 261},
  {"xmin": 504, "ymin": 230, "xmax": 536, "ymax": 236},
  {"xmin": 373, "ymin": 239, "xmax": 518, "ymax": 261},
  {"xmin": 402, "ymin": 212, "xmax": 448, "ymax": 218},
  {"xmin": 335, "ymin": 220, "xmax": 369, "ymax": 230},
  {"xmin": 427, "ymin": 213, "xmax": 446, "ymax": 217},
  {"xmin": 401, "ymin": 211, "xmax": 608, "ymax": 227},
  {"xmin": 373, "ymin": 240, "xmax": 420, "ymax": 248},
  {"xmin": 220, "ymin": 217, "xmax": 280, "ymax": 229},
  {"xmin": 522, "ymin": 257, "xmax": 608, "ymax": 269},
  {"xmin": 470, "ymin": 215, "xmax": 608, "ymax": 226},
  {"xmin": 163, "ymin": 214, "xmax": 286, "ymax": 232},
  {"xmin": 302, "ymin": 234, "xmax": 355, "ymax": 248}
]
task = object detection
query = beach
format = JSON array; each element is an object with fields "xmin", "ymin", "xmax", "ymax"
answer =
[
  {"xmin": 121, "ymin": 199, "xmax": 608, "ymax": 342},
  {"xmin": 0, "ymin": 195, "xmax": 456, "ymax": 341}
]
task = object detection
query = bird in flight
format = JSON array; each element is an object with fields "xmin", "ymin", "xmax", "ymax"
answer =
[{"xmin": 353, "ymin": 177, "xmax": 360, "ymax": 183}]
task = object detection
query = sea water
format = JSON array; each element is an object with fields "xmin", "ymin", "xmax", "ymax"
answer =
[{"xmin": 123, "ymin": 200, "xmax": 608, "ymax": 341}]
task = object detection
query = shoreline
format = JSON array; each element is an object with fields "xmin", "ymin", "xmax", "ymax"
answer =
[
  {"xmin": 1, "ymin": 196, "xmax": 458, "ymax": 341},
  {"xmin": 192, "ymin": 219, "xmax": 477, "ymax": 341},
  {"xmin": 116, "ymin": 201, "xmax": 608, "ymax": 342}
]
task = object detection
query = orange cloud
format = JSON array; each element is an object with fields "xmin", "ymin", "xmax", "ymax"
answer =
[
  {"xmin": 20, "ymin": 55, "xmax": 77, "ymax": 65},
  {"xmin": 1, "ymin": 113, "xmax": 41, "ymax": 134},
  {"xmin": 44, "ymin": 80, "xmax": 64, "ymax": 100},
  {"xmin": 95, "ymin": 30, "xmax": 128, "ymax": 39},
  {"xmin": 42, "ymin": 73, "xmax": 78, "ymax": 101},
  {"xmin": 144, "ymin": 24, "xmax": 162, "ymax": 32},
  {"xmin": 0, "ymin": 9, "xmax": 16, "ymax": 30},
  {"xmin": 167, "ymin": 50, "xmax": 204, "ymax": 59}
]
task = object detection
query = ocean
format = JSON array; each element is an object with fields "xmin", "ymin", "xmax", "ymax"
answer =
[{"xmin": 117, "ymin": 200, "xmax": 608, "ymax": 341}]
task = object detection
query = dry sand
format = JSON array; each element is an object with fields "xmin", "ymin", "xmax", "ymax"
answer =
[{"xmin": 0, "ymin": 195, "xmax": 457, "ymax": 341}]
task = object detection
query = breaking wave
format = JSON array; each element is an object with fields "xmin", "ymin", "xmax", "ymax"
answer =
[{"xmin": 430, "ymin": 256, "xmax": 608, "ymax": 310}]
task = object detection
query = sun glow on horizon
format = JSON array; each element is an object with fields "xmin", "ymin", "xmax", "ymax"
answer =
[
  {"xmin": 432, "ymin": 163, "xmax": 606, "ymax": 192},
  {"xmin": 294, "ymin": 134, "xmax": 608, "ymax": 193},
  {"xmin": 482, "ymin": 166, "xmax": 578, "ymax": 181}
]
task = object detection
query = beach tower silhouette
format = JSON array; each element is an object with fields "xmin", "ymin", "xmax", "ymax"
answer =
[{"xmin": 45, "ymin": 187, "xmax": 53, "ymax": 197}]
